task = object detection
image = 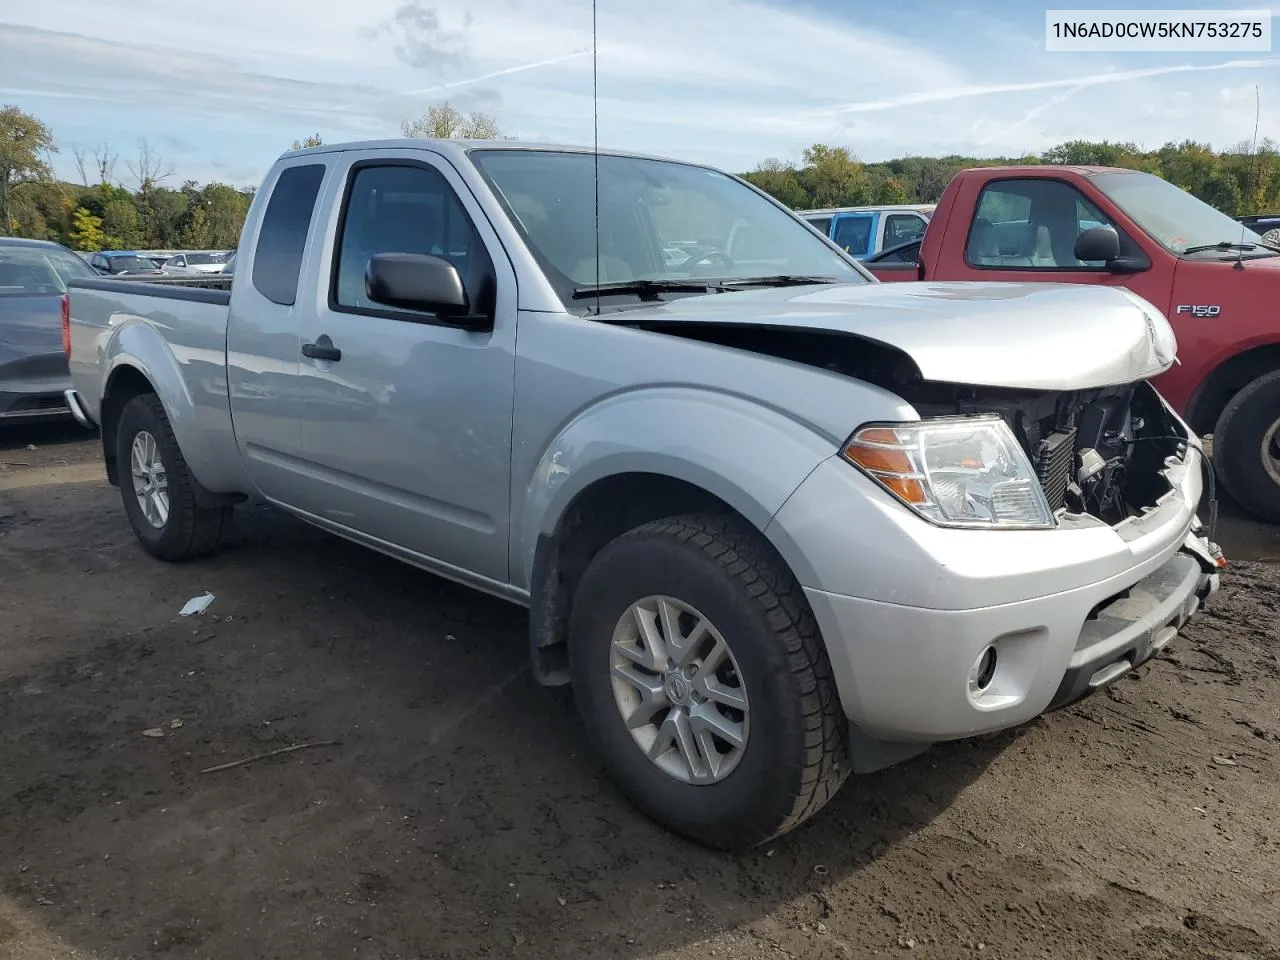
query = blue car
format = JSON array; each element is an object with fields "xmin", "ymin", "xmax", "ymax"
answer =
[{"xmin": 798, "ymin": 204, "xmax": 934, "ymax": 260}]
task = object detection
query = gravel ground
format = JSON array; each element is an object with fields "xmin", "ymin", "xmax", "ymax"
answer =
[{"xmin": 1, "ymin": 422, "xmax": 1277, "ymax": 960}]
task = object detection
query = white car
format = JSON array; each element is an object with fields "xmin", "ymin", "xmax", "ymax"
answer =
[{"xmin": 160, "ymin": 252, "xmax": 227, "ymax": 277}]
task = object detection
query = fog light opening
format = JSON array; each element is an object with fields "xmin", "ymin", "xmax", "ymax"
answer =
[{"xmin": 970, "ymin": 646, "xmax": 998, "ymax": 694}]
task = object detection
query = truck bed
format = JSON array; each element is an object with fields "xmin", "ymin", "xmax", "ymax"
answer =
[{"xmin": 66, "ymin": 275, "xmax": 244, "ymax": 495}]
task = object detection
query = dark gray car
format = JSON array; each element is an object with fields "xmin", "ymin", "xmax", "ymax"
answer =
[{"xmin": 0, "ymin": 238, "xmax": 97, "ymax": 423}]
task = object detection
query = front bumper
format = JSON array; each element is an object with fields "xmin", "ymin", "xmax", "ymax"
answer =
[
  {"xmin": 802, "ymin": 541, "xmax": 1218, "ymax": 750},
  {"xmin": 765, "ymin": 444, "xmax": 1218, "ymax": 764}
]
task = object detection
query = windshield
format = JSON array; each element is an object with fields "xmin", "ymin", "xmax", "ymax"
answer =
[
  {"xmin": 106, "ymin": 255, "xmax": 156, "ymax": 273},
  {"xmin": 186, "ymin": 253, "xmax": 221, "ymax": 265},
  {"xmin": 469, "ymin": 149, "xmax": 866, "ymax": 308},
  {"xmin": 0, "ymin": 247, "xmax": 94, "ymax": 295},
  {"xmin": 1091, "ymin": 171, "xmax": 1267, "ymax": 255}
]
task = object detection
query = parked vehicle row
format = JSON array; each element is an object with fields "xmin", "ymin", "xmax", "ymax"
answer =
[
  {"xmin": 64, "ymin": 139, "xmax": 1222, "ymax": 851},
  {"xmin": 863, "ymin": 165, "xmax": 1280, "ymax": 524},
  {"xmin": 84, "ymin": 249, "xmax": 232, "ymax": 278}
]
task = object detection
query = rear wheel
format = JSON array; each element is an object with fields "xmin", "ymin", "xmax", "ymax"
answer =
[
  {"xmin": 1212, "ymin": 369, "xmax": 1280, "ymax": 523},
  {"xmin": 115, "ymin": 393, "xmax": 231, "ymax": 560},
  {"xmin": 568, "ymin": 513, "xmax": 848, "ymax": 850}
]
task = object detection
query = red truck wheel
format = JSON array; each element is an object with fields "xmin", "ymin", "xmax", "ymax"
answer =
[{"xmin": 1212, "ymin": 369, "xmax": 1280, "ymax": 524}]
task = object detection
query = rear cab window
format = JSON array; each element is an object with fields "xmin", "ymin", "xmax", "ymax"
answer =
[{"xmin": 252, "ymin": 163, "xmax": 327, "ymax": 306}]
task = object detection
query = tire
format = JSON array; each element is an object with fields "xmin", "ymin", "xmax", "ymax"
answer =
[
  {"xmin": 568, "ymin": 513, "xmax": 849, "ymax": 850},
  {"xmin": 1212, "ymin": 369, "xmax": 1280, "ymax": 524},
  {"xmin": 115, "ymin": 393, "xmax": 232, "ymax": 560}
]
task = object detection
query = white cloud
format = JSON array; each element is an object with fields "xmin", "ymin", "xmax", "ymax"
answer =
[{"xmin": 0, "ymin": 0, "xmax": 1277, "ymax": 186}]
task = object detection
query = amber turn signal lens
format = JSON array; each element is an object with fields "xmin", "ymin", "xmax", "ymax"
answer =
[{"xmin": 841, "ymin": 435, "xmax": 928, "ymax": 505}]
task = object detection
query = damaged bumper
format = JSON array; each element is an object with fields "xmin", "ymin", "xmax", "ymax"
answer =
[{"xmin": 766, "ymin": 440, "xmax": 1221, "ymax": 771}]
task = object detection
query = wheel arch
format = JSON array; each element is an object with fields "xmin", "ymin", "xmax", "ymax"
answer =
[
  {"xmin": 527, "ymin": 469, "xmax": 817, "ymax": 687},
  {"xmin": 1185, "ymin": 341, "xmax": 1280, "ymax": 436},
  {"xmin": 101, "ymin": 361, "xmax": 242, "ymax": 509}
]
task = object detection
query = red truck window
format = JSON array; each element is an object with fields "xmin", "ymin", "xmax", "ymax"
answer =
[{"xmin": 965, "ymin": 178, "xmax": 1118, "ymax": 271}]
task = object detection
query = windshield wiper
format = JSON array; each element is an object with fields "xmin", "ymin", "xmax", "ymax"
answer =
[
  {"xmin": 714, "ymin": 275, "xmax": 841, "ymax": 288},
  {"xmin": 1182, "ymin": 241, "xmax": 1259, "ymax": 254},
  {"xmin": 571, "ymin": 279, "xmax": 716, "ymax": 300}
]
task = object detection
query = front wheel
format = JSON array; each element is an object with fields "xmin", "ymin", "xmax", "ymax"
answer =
[
  {"xmin": 568, "ymin": 514, "xmax": 848, "ymax": 850},
  {"xmin": 1213, "ymin": 370, "xmax": 1280, "ymax": 524},
  {"xmin": 115, "ymin": 393, "xmax": 232, "ymax": 560}
]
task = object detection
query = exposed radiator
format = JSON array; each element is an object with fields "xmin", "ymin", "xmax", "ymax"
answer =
[{"xmin": 1035, "ymin": 428, "xmax": 1077, "ymax": 511}]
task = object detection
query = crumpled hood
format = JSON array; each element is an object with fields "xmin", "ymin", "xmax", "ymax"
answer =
[{"xmin": 634, "ymin": 280, "xmax": 1177, "ymax": 390}]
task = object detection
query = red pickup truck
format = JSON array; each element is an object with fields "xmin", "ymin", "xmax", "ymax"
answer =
[{"xmin": 866, "ymin": 165, "xmax": 1280, "ymax": 523}]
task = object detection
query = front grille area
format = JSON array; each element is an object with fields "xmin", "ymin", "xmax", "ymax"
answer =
[{"xmin": 1034, "ymin": 427, "xmax": 1077, "ymax": 511}]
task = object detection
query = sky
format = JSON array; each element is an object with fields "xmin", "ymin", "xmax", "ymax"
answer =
[{"xmin": 0, "ymin": 0, "xmax": 1277, "ymax": 188}]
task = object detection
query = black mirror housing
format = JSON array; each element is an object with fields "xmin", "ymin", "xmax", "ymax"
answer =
[
  {"xmin": 1074, "ymin": 225, "xmax": 1121, "ymax": 263},
  {"xmin": 365, "ymin": 252, "xmax": 475, "ymax": 323}
]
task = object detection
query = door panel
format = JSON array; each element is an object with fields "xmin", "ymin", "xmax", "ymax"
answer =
[{"xmin": 292, "ymin": 151, "xmax": 517, "ymax": 584}]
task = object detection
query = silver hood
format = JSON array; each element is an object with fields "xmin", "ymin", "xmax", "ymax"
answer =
[{"xmin": 633, "ymin": 280, "xmax": 1177, "ymax": 390}]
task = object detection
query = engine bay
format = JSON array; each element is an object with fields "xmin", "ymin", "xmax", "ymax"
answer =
[{"xmin": 642, "ymin": 323, "xmax": 1191, "ymax": 526}]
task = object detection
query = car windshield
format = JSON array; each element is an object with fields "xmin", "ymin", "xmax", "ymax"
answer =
[
  {"xmin": 107, "ymin": 255, "xmax": 155, "ymax": 272},
  {"xmin": 186, "ymin": 253, "xmax": 221, "ymax": 265},
  {"xmin": 0, "ymin": 247, "xmax": 94, "ymax": 295},
  {"xmin": 469, "ymin": 149, "xmax": 865, "ymax": 309},
  {"xmin": 1091, "ymin": 170, "xmax": 1268, "ymax": 255}
]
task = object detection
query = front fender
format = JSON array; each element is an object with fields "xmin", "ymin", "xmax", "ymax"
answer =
[
  {"xmin": 101, "ymin": 320, "xmax": 221, "ymax": 490},
  {"xmin": 514, "ymin": 386, "xmax": 841, "ymax": 590}
]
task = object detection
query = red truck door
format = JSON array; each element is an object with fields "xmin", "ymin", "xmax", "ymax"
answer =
[{"xmin": 931, "ymin": 173, "xmax": 1175, "ymax": 317}]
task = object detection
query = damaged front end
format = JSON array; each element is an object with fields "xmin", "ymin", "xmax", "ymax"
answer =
[{"xmin": 904, "ymin": 378, "xmax": 1212, "ymax": 535}]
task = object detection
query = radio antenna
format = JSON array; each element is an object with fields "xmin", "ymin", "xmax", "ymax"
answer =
[
  {"xmin": 1234, "ymin": 83, "xmax": 1260, "ymax": 272},
  {"xmin": 592, "ymin": 0, "xmax": 601, "ymax": 315}
]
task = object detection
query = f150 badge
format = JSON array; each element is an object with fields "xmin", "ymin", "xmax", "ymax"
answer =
[{"xmin": 1176, "ymin": 304, "xmax": 1221, "ymax": 318}]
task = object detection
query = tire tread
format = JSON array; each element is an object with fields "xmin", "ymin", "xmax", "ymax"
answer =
[
  {"xmin": 623, "ymin": 513, "xmax": 849, "ymax": 843},
  {"xmin": 119, "ymin": 393, "xmax": 230, "ymax": 561}
]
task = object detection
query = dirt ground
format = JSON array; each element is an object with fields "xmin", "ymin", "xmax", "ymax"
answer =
[{"xmin": 1, "ymin": 421, "xmax": 1277, "ymax": 960}]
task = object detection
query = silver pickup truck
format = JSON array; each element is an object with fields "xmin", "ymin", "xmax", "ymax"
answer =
[{"xmin": 65, "ymin": 139, "xmax": 1222, "ymax": 850}]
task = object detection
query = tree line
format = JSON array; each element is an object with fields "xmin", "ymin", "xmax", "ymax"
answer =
[
  {"xmin": 740, "ymin": 138, "xmax": 1279, "ymax": 215},
  {"xmin": 2, "ymin": 100, "xmax": 1276, "ymax": 254}
]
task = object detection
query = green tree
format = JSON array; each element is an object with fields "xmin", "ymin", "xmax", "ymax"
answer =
[
  {"xmin": 798, "ymin": 144, "xmax": 868, "ymax": 207},
  {"xmin": 201, "ymin": 183, "xmax": 250, "ymax": 247},
  {"xmin": 741, "ymin": 158, "xmax": 808, "ymax": 209},
  {"xmin": 873, "ymin": 176, "xmax": 910, "ymax": 204},
  {"xmin": 0, "ymin": 104, "xmax": 56, "ymax": 233},
  {"xmin": 101, "ymin": 193, "xmax": 143, "ymax": 249},
  {"xmin": 1201, "ymin": 172, "xmax": 1243, "ymax": 216},
  {"xmin": 68, "ymin": 206, "xmax": 105, "ymax": 251},
  {"xmin": 179, "ymin": 203, "xmax": 211, "ymax": 247},
  {"xmin": 291, "ymin": 133, "xmax": 323, "ymax": 149}
]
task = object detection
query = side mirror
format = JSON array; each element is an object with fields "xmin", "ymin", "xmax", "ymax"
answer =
[
  {"xmin": 365, "ymin": 252, "xmax": 486, "ymax": 329},
  {"xmin": 1074, "ymin": 225, "xmax": 1120, "ymax": 262}
]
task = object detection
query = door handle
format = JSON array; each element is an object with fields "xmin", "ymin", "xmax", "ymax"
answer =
[{"xmin": 302, "ymin": 336, "xmax": 341, "ymax": 362}]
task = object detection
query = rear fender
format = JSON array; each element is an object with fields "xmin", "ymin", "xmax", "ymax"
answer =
[{"xmin": 100, "ymin": 320, "xmax": 220, "ymax": 491}]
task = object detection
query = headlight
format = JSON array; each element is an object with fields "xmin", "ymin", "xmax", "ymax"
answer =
[{"xmin": 840, "ymin": 415, "xmax": 1055, "ymax": 529}]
